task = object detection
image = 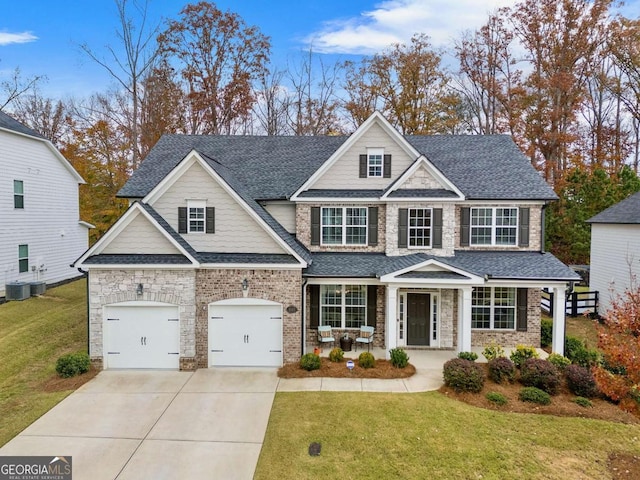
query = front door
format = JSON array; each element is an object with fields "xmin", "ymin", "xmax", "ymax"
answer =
[{"xmin": 407, "ymin": 293, "xmax": 430, "ymax": 346}]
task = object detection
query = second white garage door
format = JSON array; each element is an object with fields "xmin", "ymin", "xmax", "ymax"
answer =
[{"xmin": 208, "ymin": 299, "xmax": 283, "ymax": 367}]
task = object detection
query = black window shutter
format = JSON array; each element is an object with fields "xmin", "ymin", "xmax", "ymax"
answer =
[
  {"xmin": 359, "ymin": 154, "xmax": 367, "ymax": 178},
  {"xmin": 206, "ymin": 207, "xmax": 215, "ymax": 234},
  {"xmin": 460, "ymin": 207, "xmax": 470, "ymax": 247},
  {"xmin": 432, "ymin": 208, "xmax": 443, "ymax": 248},
  {"xmin": 368, "ymin": 207, "xmax": 378, "ymax": 246},
  {"xmin": 398, "ymin": 208, "xmax": 408, "ymax": 248},
  {"xmin": 519, "ymin": 207, "xmax": 530, "ymax": 247},
  {"xmin": 310, "ymin": 285, "xmax": 320, "ymax": 328},
  {"xmin": 367, "ymin": 285, "xmax": 377, "ymax": 327},
  {"xmin": 311, "ymin": 207, "xmax": 321, "ymax": 245},
  {"xmin": 517, "ymin": 288, "xmax": 528, "ymax": 331},
  {"xmin": 178, "ymin": 207, "xmax": 187, "ymax": 234},
  {"xmin": 383, "ymin": 154, "xmax": 392, "ymax": 178}
]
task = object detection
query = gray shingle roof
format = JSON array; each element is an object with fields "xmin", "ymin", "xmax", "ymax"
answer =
[
  {"xmin": 387, "ymin": 189, "xmax": 459, "ymax": 198},
  {"xmin": 305, "ymin": 251, "xmax": 579, "ymax": 281},
  {"xmin": 119, "ymin": 133, "xmax": 556, "ymax": 202},
  {"xmin": 138, "ymin": 202, "xmax": 198, "ymax": 258},
  {"xmin": 0, "ymin": 111, "xmax": 44, "ymax": 139},
  {"xmin": 588, "ymin": 191, "xmax": 640, "ymax": 224},
  {"xmin": 198, "ymin": 253, "xmax": 299, "ymax": 264},
  {"xmin": 297, "ymin": 189, "xmax": 383, "ymax": 198},
  {"xmin": 83, "ymin": 254, "xmax": 192, "ymax": 265}
]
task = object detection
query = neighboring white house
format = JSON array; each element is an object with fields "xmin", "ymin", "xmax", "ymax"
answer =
[
  {"xmin": 588, "ymin": 191, "xmax": 640, "ymax": 315},
  {"xmin": 0, "ymin": 111, "xmax": 91, "ymax": 298}
]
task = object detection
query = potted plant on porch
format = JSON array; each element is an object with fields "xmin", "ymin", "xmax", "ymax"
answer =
[{"xmin": 340, "ymin": 333, "xmax": 353, "ymax": 352}]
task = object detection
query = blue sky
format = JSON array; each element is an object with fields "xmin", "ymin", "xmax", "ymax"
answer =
[{"xmin": 2, "ymin": 0, "xmax": 639, "ymax": 99}]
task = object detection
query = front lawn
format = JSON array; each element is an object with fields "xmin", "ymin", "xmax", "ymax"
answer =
[
  {"xmin": 256, "ymin": 391, "xmax": 640, "ymax": 479},
  {"xmin": 0, "ymin": 279, "xmax": 89, "ymax": 446}
]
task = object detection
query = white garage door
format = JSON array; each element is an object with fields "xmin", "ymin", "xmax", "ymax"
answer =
[
  {"xmin": 208, "ymin": 300, "xmax": 282, "ymax": 367},
  {"xmin": 104, "ymin": 303, "xmax": 180, "ymax": 369}
]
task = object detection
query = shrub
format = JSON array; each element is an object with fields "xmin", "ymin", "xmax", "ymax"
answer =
[
  {"xmin": 541, "ymin": 317, "xmax": 553, "ymax": 348},
  {"xmin": 519, "ymin": 386, "xmax": 551, "ymax": 405},
  {"xmin": 488, "ymin": 357, "xmax": 516, "ymax": 384},
  {"xmin": 565, "ymin": 364, "xmax": 599, "ymax": 398},
  {"xmin": 358, "ymin": 352, "xmax": 376, "ymax": 369},
  {"xmin": 510, "ymin": 344, "xmax": 539, "ymax": 368},
  {"xmin": 300, "ymin": 353, "xmax": 321, "ymax": 371},
  {"xmin": 56, "ymin": 352, "xmax": 91, "ymax": 378},
  {"xmin": 443, "ymin": 358, "xmax": 485, "ymax": 393},
  {"xmin": 574, "ymin": 396, "xmax": 593, "ymax": 408},
  {"xmin": 565, "ymin": 336, "xmax": 600, "ymax": 368},
  {"xmin": 458, "ymin": 351, "xmax": 478, "ymax": 362},
  {"xmin": 389, "ymin": 348, "xmax": 409, "ymax": 368},
  {"xmin": 486, "ymin": 391, "xmax": 508, "ymax": 406},
  {"xmin": 520, "ymin": 358, "xmax": 561, "ymax": 394},
  {"xmin": 328, "ymin": 347, "xmax": 344, "ymax": 362},
  {"xmin": 547, "ymin": 353, "xmax": 571, "ymax": 371},
  {"xmin": 482, "ymin": 343, "xmax": 505, "ymax": 361}
]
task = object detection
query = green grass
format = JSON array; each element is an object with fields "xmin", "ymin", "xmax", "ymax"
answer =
[
  {"xmin": 256, "ymin": 391, "xmax": 640, "ymax": 479},
  {"xmin": 0, "ymin": 279, "xmax": 87, "ymax": 446},
  {"xmin": 542, "ymin": 313, "xmax": 600, "ymax": 349}
]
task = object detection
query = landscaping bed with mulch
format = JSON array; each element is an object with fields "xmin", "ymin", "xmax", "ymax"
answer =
[
  {"xmin": 278, "ymin": 357, "xmax": 416, "ymax": 379},
  {"xmin": 40, "ymin": 367, "xmax": 100, "ymax": 393}
]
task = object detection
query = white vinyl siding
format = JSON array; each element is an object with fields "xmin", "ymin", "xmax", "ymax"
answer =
[
  {"xmin": 151, "ymin": 161, "xmax": 286, "ymax": 254},
  {"xmin": 263, "ymin": 202, "xmax": 296, "ymax": 234},
  {"xmin": 472, "ymin": 287, "xmax": 516, "ymax": 330},
  {"xmin": 102, "ymin": 213, "xmax": 180, "ymax": 255},
  {"xmin": 0, "ymin": 129, "xmax": 88, "ymax": 295}
]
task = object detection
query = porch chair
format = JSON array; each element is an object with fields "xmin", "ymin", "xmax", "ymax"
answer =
[
  {"xmin": 317, "ymin": 325, "xmax": 335, "ymax": 348},
  {"xmin": 355, "ymin": 326, "xmax": 375, "ymax": 351}
]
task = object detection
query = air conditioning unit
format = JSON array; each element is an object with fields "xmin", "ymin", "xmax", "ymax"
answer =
[
  {"xmin": 30, "ymin": 281, "xmax": 47, "ymax": 296},
  {"xmin": 5, "ymin": 282, "xmax": 31, "ymax": 301}
]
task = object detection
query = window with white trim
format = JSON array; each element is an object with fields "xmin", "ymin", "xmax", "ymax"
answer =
[
  {"xmin": 321, "ymin": 207, "xmax": 367, "ymax": 245},
  {"xmin": 187, "ymin": 200, "xmax": 206, "ymax": 233},
  {"xmin": 367, "ymin": 148, "xmax": 383, "ymax": 177},
  {"xmin": 472, "ymin": 287, "xmax": 516, "ymax": 329},
  {"xmin": 471, "ymin": 207, "xmax": 518, "ymax": 246},
  {"xmin": 409, "ymin": 208, "xmax": 432, "ymax": 248},
  {"xmin": 14, "ymin": 180, "xmax": 24, "ymax": 209},
  {"xmin": 320, "ymin": 284, "xmax": 367, "ymax": 329},
  {"xmin": 18, "ymin": 244, "xmax": 29, "ymax": 273}
]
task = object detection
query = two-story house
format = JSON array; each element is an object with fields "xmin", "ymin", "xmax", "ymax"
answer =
[
  {"xmin": 75, "ymin": 112, "xmax": 578, "ymax": 370},
  {"xmin": 1, "ymin": 111, "xmax": 91, "ymax": 298}
]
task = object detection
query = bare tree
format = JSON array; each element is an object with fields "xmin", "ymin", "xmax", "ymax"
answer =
[
  {"xmin": 253, "ymin": 68, "xmax": 291, "ymax": 135},
  {"xmin": 0, "ymin": 66, "xmax": 45, "ymax": 112}
]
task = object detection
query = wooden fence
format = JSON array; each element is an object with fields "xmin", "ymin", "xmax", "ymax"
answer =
[{"xmin": 541, "ymin": 289, "xmax": 599, "ymax": 317}]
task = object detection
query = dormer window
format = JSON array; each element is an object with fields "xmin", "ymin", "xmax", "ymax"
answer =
[{"xmin": 367, "ymin": 148, "xmax": 383, "ymax": 177}]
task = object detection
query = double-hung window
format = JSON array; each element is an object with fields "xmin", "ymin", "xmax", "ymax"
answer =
[
  {"xmin": 14, "ymin": 180, "xmax": 24, "ymax": 209},
  {"xmin": 470, "ymin": 207, "xmax": 518, "ymax": 246},
  {"xmin": 320, "ymin": 284, "xmax": 367, "ymax": 329},
  {"xmin": 187, "ymin": 200, "xmax": 206, "ymax": 233},
  {"xmin": 408, "ymin": 208, "xmax": 432, "ymax": 248},
  {"xmin": 18, "ymin": 244, "xmax": 29, "ymax": 273},
  {"xmin": 367, "ymin": 148, "xmax": 383, "ymax": 177},
  {"xmin": 321, "ymin": 207, "xmax": 367, "ymax": 245},
  {"xmin": 472, "ymin": 287, "xmax": 516, "ymax": 329}
]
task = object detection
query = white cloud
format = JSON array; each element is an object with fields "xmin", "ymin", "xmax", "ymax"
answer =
[
  {"xmin": 0, "ymin": 31, "xmax": 38, "ymax": 46},
  {"xmin": 305, "ymin": 0, "xmax": 518, "ymax": 54}
]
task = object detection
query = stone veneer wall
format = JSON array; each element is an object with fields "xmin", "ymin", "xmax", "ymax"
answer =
[
  {"xmin": 305, "ymin": 284, "xmax": 386, "ymax": 352},
  {"xmin": 195, "ymin": 268, "xmax": 302, "ymax": 367},
  {"xmin": 471, "ymin": 288, "xmax": 542, "ymax": 347},
  {"xmin": 439, "ymin": 290, "xmax": 455, "ymax": 348},
  {"xmin": 454, "ymin": 204, "xmax": 543, "ymax": 251},
  {"xmin": 296, "ymin": 203, "xmax": 386, "ymax": 252},
  {"xmin": 88, "ymin": 269, "xmax": 197, "ymax": 370}
]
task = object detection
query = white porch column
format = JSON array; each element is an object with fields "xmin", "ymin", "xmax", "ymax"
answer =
[
  {"xmin": 385, "ymin": 286, "xmax": 398, "ymax": 359},
  {"xmin": 458, "ymin": 287, "xmax": 472, "ymax": 353},
  {"xmin": 458, "ymin": 287, "xmax": 472, "ymax": 352},
  {"xmin": 552, "ymin": 285, "xmax": 567, "ymax": 356}
]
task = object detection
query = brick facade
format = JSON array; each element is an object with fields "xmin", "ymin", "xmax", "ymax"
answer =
[{"xmin": 195, "ymin": 268, "xmax": 302, "ymax": 367}]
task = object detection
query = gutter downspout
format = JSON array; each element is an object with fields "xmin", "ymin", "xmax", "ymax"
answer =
[
  {"xmin": 301, "ymin": 278, "xmax": 308, "ymax": 356},
  {"xmin": 76, "ymin": 267, "xmax": 89, "ymax": 355}
]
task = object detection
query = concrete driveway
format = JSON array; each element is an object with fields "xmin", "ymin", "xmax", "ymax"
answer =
[{"xmin": 0, "ymin": 369, "xmax": 278, "ymax": 480}]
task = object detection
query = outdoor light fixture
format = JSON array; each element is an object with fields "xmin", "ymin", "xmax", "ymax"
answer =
[
  {"xmin": 242, "ymin": 278, "xmax": 249, "ymax": 291},
  {"xmin": 136, "ymin": 283, "xmax": 144, "ymax": 296}
]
